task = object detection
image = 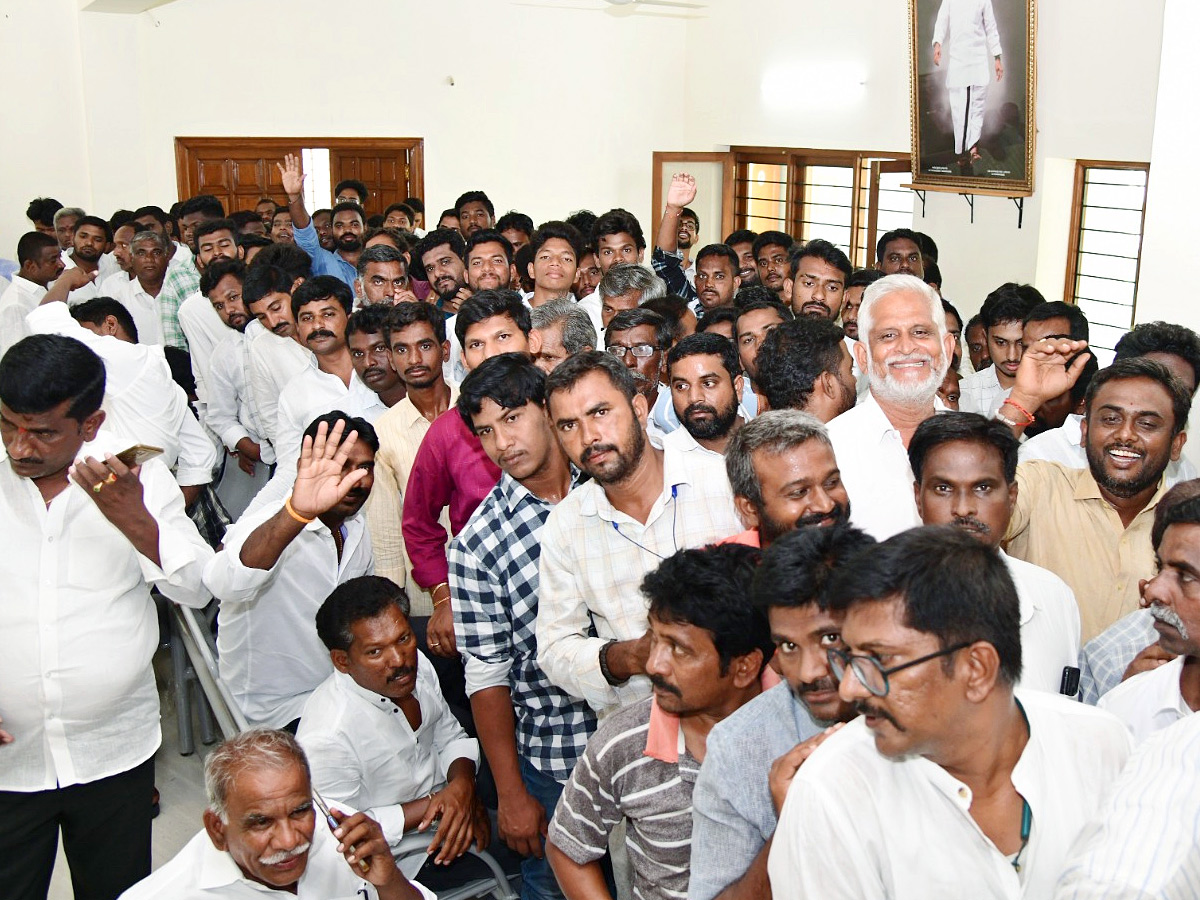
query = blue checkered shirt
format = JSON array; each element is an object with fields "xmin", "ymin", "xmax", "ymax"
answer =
[
  {"xmin": 449, "ymin": 469, "xmax": 597, "ymax": 781},
  {"xmin": 1078, "ymin": 609, "xmax": 1157, "ymax": 705}
]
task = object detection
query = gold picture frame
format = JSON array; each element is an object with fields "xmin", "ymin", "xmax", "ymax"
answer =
[{"xmin": 908, "ymin": 0, "xmax": 1037, "ymax": 196}]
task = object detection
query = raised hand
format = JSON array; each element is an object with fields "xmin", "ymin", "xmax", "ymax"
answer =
[
  {"xmin": 277, "ymin": 153, "xmax": 305, "ymax": 201},
  {"xmin": 289, "ymin": 419, "xmax": 370, "ymax": 520},
  {"xmin": 666, "ymin": 172, "xmax": 697, "ymax": 209},
  {"xmin": 1009, "ymin": 337, "xmax": 1091, "ymax": 414}
]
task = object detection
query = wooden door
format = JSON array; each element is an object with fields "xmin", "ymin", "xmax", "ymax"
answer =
[{"xmin": 329, "ymin": 145, "xmax": 423, "ymax": 217}]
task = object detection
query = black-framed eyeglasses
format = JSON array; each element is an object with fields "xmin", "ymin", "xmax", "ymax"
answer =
[
  {"xmin": 827, "ymin": 642, "xmax": 972, "ymax": 698},
  {"xmin": 607, "ymin": 344, "xmax": 657, "ymax": 360}
]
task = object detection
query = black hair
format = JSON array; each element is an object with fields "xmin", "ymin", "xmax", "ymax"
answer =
[
  {"xmin": 74, "ymin": 215, "xmax": 113, "ymax": 242},
  {"xmin": 412, "ymin": 228, "xmax": 467, "ymax": 278},
  {"xmin": 679, "ymin": 206, "xmax": 700, "ymax": 229},
  {"xmin": 908, "ymin": 411, "xmax": 1019, "ymax": 486},
  {"xmin": 846, "ymin": 268, "xmax": 884, "ymax": 291},
  {"xmin": 229, "ymin": 210, "xmax": 264, "ymax": 231},
  {"xmin": 334, "ymin": 179, "xmax": 369, "ymax": 204},
  {"xmin": 311, "ymin": 208, "xmax": 332, "ymax": 221},
  {"xmin": 752, "ymin": 231, "xmax": 794, "ymax": 261},
  {"xmin": 199, "ymin": 258, "xmax": 246, "ymax": 298},
  {"xmin": 1070, "ymin": 353, "xmax": 1101, "ymax": 406},
  {"xmin": 695, "ymin": 243, "xmax": 739, "ymax": 272},
  {"xmin": 194, "ymin": 218, "xmax": 239, "ymax": 246},
  {"xmin": 790, "ymin": 238, "xmax": 852, "ymax": 282},
  {"xmin": 1085, "ymin": 357, "xmax": 1193, "ymax": 437},
  {"xmin": 131, "ymin": 205, "xmax": 170, "ymax": 227},
  {"xmin": 456, "ymin": 352, "xmax": 547, "ymax": 430},
  {"xmin": 828, "ymin": 525, "xmax": 1023, "ymax": 685},
  {"xmin": 979, "ymin": 283, "xmax": 1045, "ymax": 330},
  {"xmin": 755, "ymin": 317, "xmax": 846, "ymax": 411},
  {"xmin": 255, "ymin": 197, "xmax": 278, "ymax": 211},
  {"xmin": 109, "ymin": 210, "xmax": 135, "ymax": 232},
  {"xmin": 366, "ymin": 214, "xmax": 385, "ymax": 229},
  {"xmin": 643, "ymin": 544, "xmax": 772, "ymax": 675},
  {"xmin": 362, "ymin": 226, "xmax": 412, "ymax": 252},
  {"xmin": 496, "ymin": 211, "xmax": 535, "ymax": 238},
  {"xmin": 924, "ymin": 261, "xmax": 943, "ymax": 288},
  {"xmin": 242, "ymin": 264, "xmax": 296, "ymax": 306},
  {"xmin": 403, "ymin": 197, "xmax": 425, "ymax": 214},
  {"xmin": 545, "ymin": 349, "xmax": 638, "ymax": 403},
  {"xmin": 465, "ymin": 229, "xmax": 515, "ymax": 266},
  {"xmin": 1152, "ymin": 484, "xmax": 1200, "ymax": 549},
  {"xmin": 70, "ymin": 297, "xmax": 139, "ymax": 343},
  {"xmin": 875, "ymin": 227, "xmax": 923, "ymax": 263},
  {"xmin": 271, "ymin": 208, "xmax": 293, "ymax": 223},
  {"xmin": 346, "ymin": 304, "xmax": 394, "ymax": 340},
  {"xmin": 26, "ymin": 197, "xmax": 63, "ymax": 228},
  {"xmin": 529, "ymin": 220, "xmax": 585, "ymax": 261},
  {"xmin": 666, "ymin": 331, "xmax": 740, "ymax": 381},
  {"xmin": 915, "ymin": 231, "xmax": 939, "ymax": 263},
  {"xmin": 966, "ymin": 313, "xmax": 984, "ymax": 333},
  {"xmin": 315, "ymin": 575, "xmax": 410, "ymax": 652},
  {"xmin": 291, "ymin": 275, "xmax": 353, "ymax": 319},
  {"xmin": 238, "ymin": 233, "xmax": 273, "ymax": 253},
  {"xmin": 1023, "ymin": 301, "xmax": 1089, "ymax": 342},
  {"xmin": 606, "ymin": 308, "xmax": 672, "ymax": 351},
  {"xmin": 1114, "ymin": 322, "xmax": 1200, "ymax": 392},
  {"xmin": 641, "ymin": 295, "xmax": 690, "ymax": 344},
  {"xmin": 696, "ymin": 307, "xmax": 740, "ymax": 334},
  {"xmin": 724, "ymin": 228, "xmax": 758, "ymax": 247},
  {"xmin": 454, "ymin": 191, "xmax": 495, "ymax": 218},
  {"xmin": 941, "ymin": 297, "xmax": 963, "ymax": 333},
  {"xmin": 592, "ymin": 208, "xmax": 646, "ymax": 251},
  {"xmin": 454, "ymin": 289, "xmax": 532, "ymax": 347},
  {"xmin": 437, "ymin": 208, "xmax": 459, "ymax": 224},
  {"xmin": 383, "ymin": 202, "xmax": 416, "ymax": 224},
  {"xmin": 248, "ymin": 242, "xmax": 312, "ymax": 280},
  {"xmin": 736, "ymin": 293, "xmax": 795, "ymax": 325},
  {"xmin": 331, "ymin": 201, "xmax": 366, "ymax": 224},
  {"xmin": 565, "ymin": 210, "xmax": 598, "ymax": 241},
  {"xmin": 753, "ymin": 521, "xmax": 877, "ymax": 612},
  {"xmin": 302, "ymin": 410, "xmax": 379, "ymax": 453},
  {"xmin": 385, "ymin": 301, "xmax": 447, "ymax": 345},
  {"xmin": 17, "ymin": 231, "xmax": 59, "ymax": 265},
  {"xmin": 0, "ymin": 334, "xmax": 106, "ymax": 421},
  {"xmin": 178, "ymin": 194, "xmax": 225, "ymax": 221}
]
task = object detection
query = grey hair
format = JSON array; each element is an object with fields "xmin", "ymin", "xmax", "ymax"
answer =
[
  {"xmin": 531, "ymin": 298, "xmax": 597, "ymax": 354},
  {"xmin": 53, "ymin": 207, "xmax": 85, "ymax": 226},
  {"xmin": 724, "ymin": 410, "xmax": 832, "ymax": 506},
  {"xmin": 130, "ymin": 228, "xmax": 169, "ymax": 252},
  {"xmin": 597, "ymin": 263, "xmax": 666, "ymax": 303},
  {"xmin": 856, "ymin": 273, "xmax": 946, "ymax": 348},
  {"xmin": 204, "ymin": 728, "xmax": 311, "ymax": 823},
  {"xmin": 356, "ymin": 243, "xmax": 408, "ymax": 277}
]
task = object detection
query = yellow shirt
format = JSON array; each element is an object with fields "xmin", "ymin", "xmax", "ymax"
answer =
[
  {"xmin": 370, "ymin": 386, "xmax": 459, "ymax": 617},
  {"xmin": 1006, "ymin": 460, "xmax": 1167, "ymax": 643}
]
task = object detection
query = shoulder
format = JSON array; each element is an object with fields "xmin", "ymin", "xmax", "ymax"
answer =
[
  {"xmin": 1022, "ymin": 689, "xmax": 1132, "ymax": 756},
  {"xmin": 1098, "ymin": 656, "xmax": 1179, "ymax": 711},
  {"xmin": 1004, "ymin": 553, "xmax": 1074, "ymax": 596},
  {"xmin": 297, "ymin": 673, "xmax": 351, "ymax": 734},
  {"xmin": 708, "ymin": 682, "xmax": 812, "ymax": 757},
  {"xmin": 1015, "ymin": 458, "xmax": 1077, "ymax": 491},
  {"xmin": 587, "ymin": 698, "xmax": 654, "ymax": 758},
  {"xmin": 790, "ymin": 717, "xmax": 883, "ymax": 795},
  {"xmin": 118, "ymin": 831, "xmax": 213, "ymax": 899}
]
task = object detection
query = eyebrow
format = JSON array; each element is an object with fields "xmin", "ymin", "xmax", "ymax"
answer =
[{"xmin": 1097, "ymin": 404, "xmax": 1165, "ymax": 419}]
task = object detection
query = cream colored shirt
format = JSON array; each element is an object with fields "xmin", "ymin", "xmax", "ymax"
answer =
[
  {"xmin": 1006, "ymin": 460, "xmax": 1168, "ymax": 643},
  {"xmin": 372, "ymin": 386, "xmax": 460, "ymax": 617}
]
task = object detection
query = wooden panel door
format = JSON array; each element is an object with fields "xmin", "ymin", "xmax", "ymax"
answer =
[{"xmin": 330, "ymin": 145, "xmax": 422, "ymax": 216}]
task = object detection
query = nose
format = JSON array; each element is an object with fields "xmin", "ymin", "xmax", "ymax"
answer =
[
  {"xmin": 812, "ymin": 282, "xmax": 825, "ymax": 300},
  {"xmin": 836, "ymin": 658, "xmax": 870, "ymax": 703},
  {"xmin": 645, "ymin": 640, "xmax": 670, "ymax": 678},
  {"xmin": 950, "ymin": 486, "xmax": 974, "ymax": 519},
  {"xmin": 8, "ymin": 428, "xmax": 35, "ymax": 459},
  {"xmin": 493, "ymin": 424, "xmax": 515, "ymax": 452},
  {"xmin": 1115, "ymin": 417, "xmax": 1139, "ymax": 444},
  {"xmin": 807, "ymin": 484, "xmax": 835, "ymax": 516},
  {"xmin": 1004, "ymin": 343, "xmax": 1022, "ymax": 363},
  {"xmin": 620, "ymin": 352, "xmax": 636, "ymax": 370},
  {"xmin": 1143, "ymin": 570, "xmax": 1172, "ymax": 607},
  {"xmin": 798, "ymin": 646, "xmax": 832, "ymax": 687}
]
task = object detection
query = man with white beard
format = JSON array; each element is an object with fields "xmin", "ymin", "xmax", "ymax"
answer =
[{"xmin": 826, "ymin": 274, "xmax": 955, "ymax": 539}]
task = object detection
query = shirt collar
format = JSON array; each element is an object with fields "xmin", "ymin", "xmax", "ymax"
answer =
[
  {"xmin": 196, "ymin": 834, "xmax": 263, "ymax": 891},
  {"xmin": 1071, "ymin": 463, "xmax": 1171, "ymax": 513},
  {"xmin": 11, "ymin": 274, "xmax": 46, "ymax": 295},
  {"xmin": 496, "ymin": 466, "xmax": 586, "ymax": 516},
  {"xmin": 582, "ymin": 440, "xmax": 697, "ymax": 520},
  {"xmin": 336, "ymin": 668, "xmax": 405, "ymax": 713}
]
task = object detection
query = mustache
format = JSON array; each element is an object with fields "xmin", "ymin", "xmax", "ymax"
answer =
[
  {"xmin": 386, "ymin": 665, "xmax": 417, "ymax": 682},
  {"xmin": 305, "ymin": 329, "xmax": 336, "ymax": 343},
  {"xmin": 885, "ymin": 352, "xmax": 933, "ymax": 367},
  {"xmin": 796, "ymin": 503, "xmax": 849, "ymax": 529},
  {"xmin": 1150, "ymin": 603, "xmax": 1190, "ymax": 640},
  {"xmin": 648, "ymin": 674, "xmax": 681, "ymax": 698},
  {"xmin": 363, "ymin": 366, "xmax": 387, "ymax": 379},
  {"xmin": 581, "ymin": 443, "xmax": 619, "ymax": 464},
  {"xmin": 952, "ymin": 515, "xmax": 991, "ymax": 535},
  {"xmin": 794, "ymin": 676, "xmax": 838, "ymax": 697},
  {"xmin": 259, "ymin": 841, "xmax": 310, "ymax": 866},
  {"xmin": 682, "ymin": 402, "xmax": 717, "ymax": 419},
  {"xmin": 855, "ymin": 701, "xmax": 905, "ymax": 731}
]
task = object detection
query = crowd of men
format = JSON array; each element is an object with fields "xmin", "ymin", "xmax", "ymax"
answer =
[{"xmin": 2, "ymin": 167, "xmax": 1200, "ymax": 900}]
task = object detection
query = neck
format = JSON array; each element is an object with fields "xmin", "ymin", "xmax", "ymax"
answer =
[
  {"xmin": 530, "ymin": 285, "xmax": 569, "ymax": 308},
  {"xmin": 603, "ymin": 443, "xmax": 665, "ymax": 524},
  {"xmin": 520, "ymin": 448, "xmax": 573, "ymax": 504},
  {"xmin": 872, "ymin": 392, "xmax": 936, "ymax": 447},
  {"xmin": 316, "ymin": 347, "xmax": 354, "ymax": 384},
  {"xmin": 138, "ymin": 274, "xmax": 165, "ymax": 296},
  {"xmin": 694, "ymin": 417, "xmax": 743, "ymax": 455},
  {"xmin": 337, "ymin": 248, "xmax": 361, "ymax": 267},
  {"xmin": 1097, "ymin": 477, "xmax": 1160, "ymax": 529},
  {"xmin": 679, "ymin": 680, "xmax": 763, "ymax": 763},
  {"xmin": 317, "ymin": 511, "xmax": 346, "ymax": 532},
  {"xmin": 936, "ymin": 693, "xmax": 1028, "ymax": 796},
  {"xmin": 32, "ymin": 468, "xmax": 72, "ymax": 505},
  {"xmin": 71, "ymin": 254, "xmax": 98, "ymax": 274},
  {"xmin": 407, "ymin": 378, "xmax": 452, "ymax": 421},
  {"xmin": 1180, "ymin": 657, "xmax": 1200, "ymax": 712},
  {"xmin": 995, "ymin": 368, "xmax": 1016, "ymax": 389},
  {"xmin": 374, "ymin": 382, "xmax": 407, "ymax": 408}
]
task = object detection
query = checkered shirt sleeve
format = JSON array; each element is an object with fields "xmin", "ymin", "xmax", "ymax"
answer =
[
  {"xmin": 158, "ymin": 263, "xmax": 199, "ymax": 350},
  {"xmin": 1077, "ymin": 609, "xmax": 1157, "ymax": 705}
]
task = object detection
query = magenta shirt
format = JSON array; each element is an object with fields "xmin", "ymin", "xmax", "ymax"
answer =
[{"xmin": 401, "ymin": 406, "xmax": 501, "ymax": 590}]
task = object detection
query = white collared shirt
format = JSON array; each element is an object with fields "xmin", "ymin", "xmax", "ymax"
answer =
[
  {"xmin": 1098, "ymin": 654, "xmax": 1195, "ymax": 745},
  {"xmin": 661, "ymin": 420, "xmax": 726, "ymax": 460},
  {"xmin": 207, "ymin": 330, "xmax": 274, "ymax": 463},
  {"xmin": 246, "ymin": 329, "xmax": 314, "ymax": 451},
  {"xmin": 204, "ymin": 500, "xmax": 373, "ymax": 727},
  {"xmin": 826, "ymin": 392, "xmax": 926, "ymax": 540},
  {"xmin": 1019, "ymin": 413, "xmax": 1199, "ymax": 488},
  {"xmin": 932, "ymin": 0, "xmax": 1002, "ymax": 88},
  {"xmin": 118, "ymin": 823, "xmax": 436, "ymax": 900},
  {"xmin": 769, "ymin": 690, "xmax": 1132, "ymax": 900},
  {"xmin": 59, "ymin": 254, "xmax": 102, "ymax": 306},
  {"xmin": 0, "ymin": 274, "xmax": 47, "ymax": 359},
  {"xmin": 960, "ymin": 364, "xmax": 1011, "ymax": 417},
  {"xmin": 536, "ymin": 440, "xmax": 742, "ymax": 712},
  {"xmin": 297, "ymin": 661, "xmax": 480, "ymax": 857},
  {"xmin": 112, "ymin": 276, "xmax": 167, "ymax": 346},
  {"xmin": 1003, "ymin": 551, "xmax": 1082, "ymax": 695},
  {"xmin": 0, "ymin": 432, "xmax": 213, "ymax": 791},
  {"xmin": 178, "ymin": 290, "xmax": 236, "ymax": 407}
]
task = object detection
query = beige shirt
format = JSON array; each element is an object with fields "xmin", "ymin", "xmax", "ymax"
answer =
[
  {"xmin": 1006, "ymin": 460, "xmax": 1168, "ymax": 643},
  {"xmin": 372, "ymin": 386, "xmax": 460, "ymax": 617}
]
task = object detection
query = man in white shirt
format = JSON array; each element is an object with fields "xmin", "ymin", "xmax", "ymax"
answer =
[
  {"xmin": 113, "ymin": 229, "xmax": 172, "ymax": 347},
  {"xmin": 536, "ymin": 351, "xmax": 742, "ymax": 713},
  {"xmin": 662, "ymin": 331, "xmax": 745, "ymax": 458},
  {"xmin": 0, "ymin": 231, "xmax": 64, "ymax": 359},
  {"xmin": 1098, "ymin": 491, "xmax": 1200, "ymax": 743},
  {"xmin": 119, "ymin": 728, "xmax": 433, "ymax": 900},
  {"xmin": 910, "ymin": 411, "xmax": 1082, "ymax": 694},
  {"xmin": 0, "ymin": 333, "xmax": 214, "ymax": 899},
  {"xmin": 62, "ymin": 215, "xmax": 111, "ymax": 306},
  {"xmin": 959, "ymin": 284, "xmax": 1041, "ymax": 416},
  {"xmin": 828, "ymin": 273, "xmax": 955, "ymax": 540},
  {"xmin": 204, "ymin": 413, "xmax": 376, "ymax": 729},
  {"xmin": 299, "ymin": 576, "xmax": 488, "ymax": 875},
  {"xmin": 768, "ymin": 526, "xmax": 1133, "ymax": 899},
  {"xmin": 244, "ymin": 263, "xmax": 313, "ymax": 453},
  {"xmin": 932, "ymin": 0, "xmax": 1003, "ymax": 166}
]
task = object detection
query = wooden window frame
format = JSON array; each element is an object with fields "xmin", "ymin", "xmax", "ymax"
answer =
[{"xmin": 1063, "ymin": 159, "xmax": 1150, "ymax": 311}]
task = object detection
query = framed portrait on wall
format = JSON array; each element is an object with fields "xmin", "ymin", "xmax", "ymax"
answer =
[{"xmin": 909, "ymin": 0, "xmax": 1036, "ymax": 195}]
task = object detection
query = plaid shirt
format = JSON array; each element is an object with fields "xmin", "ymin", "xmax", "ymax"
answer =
[
  {"xmin": 1077, "ymin": 608, "xmax": 1157, "ymax": 705},
  {"xmin": 158, "ymin": 259, "xmax": 200, "ymax": 349},
  {"xmin": 449, "ymin": 469, "xmax": 597, "ymax": 781}
]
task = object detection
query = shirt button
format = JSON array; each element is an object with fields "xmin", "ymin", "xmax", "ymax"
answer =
[{"xmin": 958, "ymin": 787, "xmax": 968, "ymax": 799}]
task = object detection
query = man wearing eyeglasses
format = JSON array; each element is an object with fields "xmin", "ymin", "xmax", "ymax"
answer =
[
  {"xmin": 604, "ymin": 308, "xmax": 670, "ymax": 411},
  {"xmin": 768, "ymin": 526, "xmax": 1132, "ymax": 900}
]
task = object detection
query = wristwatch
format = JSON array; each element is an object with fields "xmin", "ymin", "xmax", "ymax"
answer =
[{"xmin": 598, "ymin": 640, "xmax": 626, "ymax": 686}]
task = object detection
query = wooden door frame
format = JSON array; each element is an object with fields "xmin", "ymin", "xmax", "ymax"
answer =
[
  {"xmin": 651, "ymin": 151, "xmax": 736, "ymax": 241},
  {"xmin": 174, "ymin": 136, "xmax": 425, "ymax": 203}
]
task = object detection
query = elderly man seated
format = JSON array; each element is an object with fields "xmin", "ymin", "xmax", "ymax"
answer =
[{"xmin": 118, "ymin": 728, "xmax": 433, "ymax": 899}]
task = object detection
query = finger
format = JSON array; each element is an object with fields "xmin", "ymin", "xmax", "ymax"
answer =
[
  {"xmin": 102, "ymin": 453, "xmax": 132, "ymax": 479},
  {"xmin": 336, "ymin": 466, "xmax": 370, "ymax": 495},
  {"xmin": 418, "ymin": 797, "xmax": 442, "ymax": 833},
  {"xmin": 311, "ymin": 420, "xmax": 333, "ymax": 460},
  {"xmin": 330, "ymin": 426, "xmax": 359, "ymax": 465},
  {"xmin": 436, "ymin": 814, "xmax": 472, "ymax": 863}
]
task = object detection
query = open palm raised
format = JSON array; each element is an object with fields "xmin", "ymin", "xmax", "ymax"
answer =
[{"xmin": 290, "ymin": 419, "xmax": 369, "ymax": 519}]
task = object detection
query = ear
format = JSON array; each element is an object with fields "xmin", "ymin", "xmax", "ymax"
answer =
[
  {"xmin": 203, "ymin": 809, "xmax": 228, "ymax": 851},
  {"xmin": 912, "ymin": 478, "xmax": 923, "ymax": 519},
  {"xmin": 527, "ymin": 260, "xmax": 536, "ymax": 282},
  {"xmin": 729, "ymin": 650, "xmax": 764, "ymax": 690},
  {"xmin": 103, "ymin": 315, "xmax": 120, "ymax": 336},
  {"xmin": 526, "ymin": 329, "xmax": 542, "ymax": 356},
  {"xmin": 733, "ymin": 372, "xmax": 745, "ymax": 403},
  {"xmin": 632, "ymin": 391, "xmax": 650, "ymax": 426},
  {"xmin": 509, "ymin": 263, "xmax": 519, "ymax": 286},
  {"xmin": 942, "ymin": 331, "xmax": 956, "ymax": 366},
  {"xmin": 781, "ymin": 278, "xmax": 793, "ymax": 306},
  {"xmin": 853, "ymin": 339, "xmax": 869, "ymax": 374},
  {"xmin": 1171, "ymin": 429, "xmax": 1187, "ymax": 462},
  {"xmin": 1008, "ymin": 479, "xmax": 1019, "ymax": 509},
  {"xmin": 818, "ymin": 370, "xmax": 838, "ymax": 400},
  {"xmin": 732, "ymin": 274, "xmax": 742, "ymax": 293},
  {"xmin": 960, "ymin": 640, "xmax": 1004, "ymax": 703},
  {"xmin": 1078, "ymin": 415, "xmax": 1088, "ymax": 450},
  {"xmin": 354, "ymin": 278, "xmax": 365, "ymax": 301},
  {"xmin": 733, "ymin": 493, "xmax": 761, "ymax": 531},
  {"xmin": 236, "ymin": 246, "xmax": 245, "ymax": 261},
  {"xmin": 81, "ymin": 409, "xmax": 106, "ymax": 442},
  {"xmin": 330, "ymin": 648, "xmax": 350, "ymax": 674}
]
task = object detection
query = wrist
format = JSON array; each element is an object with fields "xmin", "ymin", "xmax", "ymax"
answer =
[
  {"xmin": 599, "ymin": 639, "xmax": 627, "ymax": 686},
  {"xmin": 1006, "ymin": 390, "xmax": 1042, "ymax": 416}
]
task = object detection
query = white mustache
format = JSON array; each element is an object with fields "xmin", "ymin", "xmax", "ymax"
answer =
[
  {"xmin": 1150, "ymin": 603, "xmax": 1190, "ymax": 641},
  {"xmin": 259, "ymin": 841, "xmax": 311, "ymax": 866}
]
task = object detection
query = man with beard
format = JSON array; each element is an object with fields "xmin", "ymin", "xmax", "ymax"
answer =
[
  {"xmin": 693, "ymin": 244, "xmax": 742, "ymax": 313},
  {"xmin": 910, "ymin": 412, "xmax": 1081, "ymax": 693},
  {"xmin": 270, "ymin": 208, "xmax": 295, "ymax": 245},
  {"xmin": 280, "ymin": 153, "xmax": 365, "ymax": 291},
  {"xmin": 1097, "ymin": 491, "xmax": 1200, "ymax": 743},
  {"xmin": 768, "ymin": 527, "xmax": 1132, "ymax": 900},
  {"xmin": 530, "ymin": 298, "xmax": 596, "ymax": 375},
  {"xmin": 412, "ymin": 227, "xmax": 471, "ymax": 319},
  {"xmin": 547, "ymin": 544, "xmax": 774, "ymax": 900},
  {"xmin": 650, "ymin": 173, "xmax": 702, "ymax": 308},
  {"xmin": 840, "ymin": 268, "xmax": 877, "ymax": 344},
  {"xmin": 725, "ymin": 229, "xmax": 759, "ymax": 289},
  {"xmin": 959, "ymin": 283, "xmax": 1042, "ymax": 416},
  {"xmin": 662, "ymin": 332, "xmax": 745, "ymax": 457},
  {"xmin": 723, "ymin": 411, "xmax": 851, "ymax": 548},
  {"xmin": 1004, "ymin": 356, "xmax": 1191, "ymax": 642},
  {"xmin": 435, "ymin": 230, "xmax": 518, "ymax": 381},
  {"xmin": 61, "ymin": 215, "xmax": 110, "ymax": 305},
  {"xmin": 356, "ymin": 245, "xmax": 418, "ymax": 306},
  {"xmin": 312, "ymin": 208, "xmax": 336, "ymax": 250},
  {"xmin": 204, "ymin": 414, "xmax": 377, "ymax": 729},
  {"xmin": 734, "ymin": 292, "xmax": 793, "ymax": 403},
  {"xmin": 536, "ymin": 352, "xmax": 742, "ymax": 713},
  {"xmin": 752, "ymin": 232, "xmax": 794, "ymax": 298},
  {"xmin": 785, "ymin": 239, "xmax": 852, "ymax": 322},
  {"xmin": 273, "ymin": 277, "xmax": 388, "ymax": 474},
  {"xmin": 754, "ymin": 317, "xmax": 857, "ymax": 422},
  {"xmin": 689, "ymin": 523, "xmax": 870, "ymax": 900},
  {"xmin": 826, "ymin": 274, "xmax": 955, "ymax": 540},
  {"xmin": 455, "ymin": 191, "xmax": 495, "ymax": 240},
  {"xmin": 298, "ymin": 577, "xmax": 489, "ymax": 874}
]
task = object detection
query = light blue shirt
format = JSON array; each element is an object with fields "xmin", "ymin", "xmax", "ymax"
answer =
[{"xmin": 292, "ymin": 219, "xmax": 357, "ymax": 290}]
